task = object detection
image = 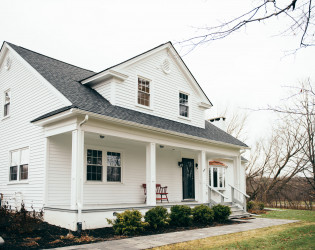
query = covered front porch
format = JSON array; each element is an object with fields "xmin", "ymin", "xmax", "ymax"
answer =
[{"xmin": 42, "ymin": 115, "xmax": 247, "ymax": 230}]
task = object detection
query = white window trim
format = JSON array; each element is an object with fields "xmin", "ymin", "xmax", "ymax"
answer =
[
  {"xmin": 84, "ymin": 145, "xmax": 124, "ymax": 185},
  {"xmin": 135, "ymin": 75, "xmax": 154, "ymax": 110},
  {"xmin": 8, "ymin": 147, "xmax": 29, "ymax": 184},
  {"xmin": 179, "ymin": 91, "xmax": 190, "ymax": 119},
  {"xmin": 2, "ymin": 88, "xmax": 11, "ymax": 120},
  {"xmin": 208, "ymin": 165, "xmax": 227, "ymax": 190}
]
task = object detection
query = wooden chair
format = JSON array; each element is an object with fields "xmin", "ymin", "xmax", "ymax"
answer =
[{"xmin": 142, "ymin": 184, "xmax": 169, "ymax": 203}]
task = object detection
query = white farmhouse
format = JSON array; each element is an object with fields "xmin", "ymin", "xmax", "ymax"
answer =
[{"xmin": 0, "ymin": 41, "xmax": 249, "ymax": 230}]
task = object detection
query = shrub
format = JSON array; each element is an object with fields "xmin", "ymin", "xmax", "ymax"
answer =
[
  {"xmin": 258, "ymin": 202, "xmax": 265, "ymax": 210},
  {"xmin": 212, "ymin": 204, "xmax": 231, "ymax": 223},
  {"xmin": 247, "ymin": 201, "xmax": 255, "ymax": 211},
  {"xmin": 144, "ymin": 206, "xmax": 169, "ymax": 229},
  {"xmin": 107, "ymin": 209, "xmax": 148, "ymax": 235},
  {"xmin": 0, "ymin": 202, "xmax": 43, "ymax": 234},
  {"xmin": 192, "ymin": 204, "xmax": 214, "ymax": 225},
  {"xmin": 170, "ymin": 205, "xmax": 192, "ymax": 227}
]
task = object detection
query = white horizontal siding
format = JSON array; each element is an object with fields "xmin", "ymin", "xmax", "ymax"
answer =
[
  {"xmin": 94, "ymin": 49, "xmax": 206, "ymax": 128},
  {"xmin": 47, "ymin": 134, "xmax": 72, "ymax": 206},
  {"xmin": 0, "ymin": 49, "xmax": 66, "ymax": 210}
]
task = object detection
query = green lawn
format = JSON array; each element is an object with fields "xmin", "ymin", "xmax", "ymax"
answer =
[{"xmin": 153, "ymin": 209, "xmax": 315, "ymax": 250}]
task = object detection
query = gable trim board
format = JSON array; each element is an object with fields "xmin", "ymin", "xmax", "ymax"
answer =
[
  {"xmin": 80, "ymin": 42, "xmax": 212, "ymax": 106},
  {"xmin": 1, "ymin": 42, "xmax": 72, "ymax": 106}
]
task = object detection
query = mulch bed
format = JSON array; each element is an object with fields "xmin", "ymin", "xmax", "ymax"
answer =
[{"xmin": 0, "ymin": 220, "xmax": 245, "ymax": 249}]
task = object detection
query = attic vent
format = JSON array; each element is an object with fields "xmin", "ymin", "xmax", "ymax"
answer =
[
  {"xmin": 5, "ymin": 57, "xmax": 12, "ymax": 71},
  {"xmin": 162, "ymin": 59, "xmax": 171, "ymax": 74}
]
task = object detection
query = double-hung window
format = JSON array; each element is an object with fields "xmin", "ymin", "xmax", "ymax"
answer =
[
  {"xmin": 9, "ymin": 148, "xmax": 29, "ymax": 181},
  {"xmin": 87, "ymin": 149, "xmax": 103, "ymax": 181},
  {"xmin": 179, "ymin": 93, "xmax": 189, "ymax": 117},
  {"xmin": 4, "ymin": 90, "xmax": 10, "ymax": 117},
  {"xmin": 138, "ymin": 78, "xmax": 150, "ymax": 107},
  {"xmin": 107, "ymin": 152, "xmax": 121, "ymax": 182},
  {"xmin": 209, "ymin": 165, "xmax": 226, "ymax": 189},
  {"xmin": 86, "ymin": 149, "xmax": 122, "ymax": 183}
]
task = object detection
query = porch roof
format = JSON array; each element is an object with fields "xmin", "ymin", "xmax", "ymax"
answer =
[{"xmin": 7, "ymin": 42, "xmax": 248, "ymax": 148}]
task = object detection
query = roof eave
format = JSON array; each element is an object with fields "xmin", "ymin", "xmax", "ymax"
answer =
[{"xmin": 32, "ymin": 108, "xmax": 249, "ymax": 150}]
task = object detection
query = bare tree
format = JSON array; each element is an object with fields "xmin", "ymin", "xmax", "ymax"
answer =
[
  {"xmin": 216, "ymin": 106, "xmax": 249, "ymax": 142},
  {"xmin": 179, "ymin": 0, "xmax": 315, "ymax": 52}
]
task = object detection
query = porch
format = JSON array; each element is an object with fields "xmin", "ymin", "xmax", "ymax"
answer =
[{"xmin": 43, "ymin": 115, "xmax": 247, "ymax": 230}]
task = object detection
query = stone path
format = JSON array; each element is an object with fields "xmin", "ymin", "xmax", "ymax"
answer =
[{"xmin": 50, "ymin": 218, "xmax": 299, "ymax": 250}]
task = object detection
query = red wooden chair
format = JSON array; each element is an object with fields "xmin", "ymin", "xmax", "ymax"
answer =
[
  {"xmin": 156, "ymin": 184, "xmax": 169, "ymax": 203},
  {"xmin": 142, "ymin": 184, "xmax": 169, "ymax": 203}
]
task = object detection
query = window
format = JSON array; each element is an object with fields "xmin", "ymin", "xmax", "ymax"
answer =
[
  {"xmin": 209, "ymin": 166, "xmax": 226, "ymax": 188},
  {"xmin": 4, "ymin": 90, "xmax": 10, "ymax": 117},
  {"xmin": 87, "ymin": 149, "xmax": 102, "ymax": 181},
  {"xmin": 179, "ymin": 93, "xmax": 189, "ymax": 117},
  {"xmin": 107, "ymin": 152, "xmax": 121, "ymax": 182},
  {"xmin": 9, "ymin": 148, "xmax": 29, "ymax": 181},
  {"xmin": 138, "ymin": 78, "xmax": 150, "ymax": 106}
]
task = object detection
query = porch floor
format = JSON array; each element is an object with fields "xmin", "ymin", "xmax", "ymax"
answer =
[{"xmin": 45, "ymin": 201, "xmax": 205, "ymax": 212}]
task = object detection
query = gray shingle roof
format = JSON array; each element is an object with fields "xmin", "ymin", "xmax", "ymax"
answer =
[{"xmin": 7, "ymin": 42, "xmax": 248, "ymax": 148}]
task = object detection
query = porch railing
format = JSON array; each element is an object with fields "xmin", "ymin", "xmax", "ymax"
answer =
[
  {"xmin": 229, "ymin": 184, "xmax": 249, "ymax": 212},
  {"xmin": 207, "ymin": 184, "xmax": 228, "ymax": 207}
]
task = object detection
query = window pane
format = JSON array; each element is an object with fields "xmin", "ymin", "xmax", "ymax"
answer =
[
  {"xmin": 87, "ymin": 165, "xmax": 102, "ymax": 181},
  {"xmin": 10, "ymin": 166, "xmax": 17, "ymax": 181},
  {"xmin": 107, "ymin": 166, "xmax": 121, "ymax": 182},
  {"xmin": 213, "ymin": 168, "xmax": 218, "ymax": 187},
  {"xmin": 20, "ymin": 148, "xmax": 29, "ymax": 165},
  {"xmin": 20, "ymin": 164, "xmax": 28, "ymax": 180},
  {"xmin": 11, "ymin": 151, "xmax": 19, "ymax": 166},
  {"xmin": 179, "ymin": 93, "xmax": 189, "ymax": 117}
]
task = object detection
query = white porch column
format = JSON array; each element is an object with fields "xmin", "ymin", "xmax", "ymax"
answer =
[
  {"xmin": 233, "ymin": 155, "xmax": 241, "ymax": 200},
  {"xmin": 71, "ymin": 129, "xmax": 85, "ymax": 210},
  {"xmin": 146, "ymin": 142, "xmax": 156, "ymax": 206},
  {"xmin": 198, "ymin": 150, "xmax": 207, "ymax": 203}
]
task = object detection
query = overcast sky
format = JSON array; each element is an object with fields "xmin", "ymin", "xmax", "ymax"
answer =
[{"xmin": 1, "ymin": 0, "xmax": 315, "ymax": 146}]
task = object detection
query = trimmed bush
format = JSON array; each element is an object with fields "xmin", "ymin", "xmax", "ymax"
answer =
[
  {"xmin": 258, "ymin": 202, "xmax": 265, "ymax": 210},
  {"xmin": 170, "ymin": 205, "xmax": 192, "ymax": 227},
  {"xmin": 107, "ymin": 209, "xmax": 148, "ymax": 235},
  {"xmin": 192, "ymin": 204, "xmax": 214, "ymax": 225},
  {"xmin": 144, "ymin": 206, "xmax": 169, "ymax": 229},
  {"xmin": 212, "ymin": 204, "xmax": 231, "ymax": 223},
  {"xmin": 247, "ymin": 201, "xmax": 255, "ymax": 211}
]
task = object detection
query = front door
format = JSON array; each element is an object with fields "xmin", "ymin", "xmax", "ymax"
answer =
[{"xmin": 182, "ymin": 158, "xmax": 195, "ymax": 200}]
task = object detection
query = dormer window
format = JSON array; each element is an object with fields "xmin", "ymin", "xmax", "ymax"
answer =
[
  {"xmin": 179, "ymin": 92, "xmax": 189, "ymax": 117},
  {"xmin": 3, "ymin": 90, "xmax": 10, "ymax": 117},
  {"xmin": 138, "ymin": 78, "xmax": 150, "ymax": 107}
]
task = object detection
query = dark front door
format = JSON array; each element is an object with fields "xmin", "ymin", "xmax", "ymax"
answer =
[{"xmin": 182, "ymin": 158, "xmax": 195, "ymax": 200}]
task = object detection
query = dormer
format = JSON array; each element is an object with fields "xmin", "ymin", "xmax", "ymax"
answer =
[{"xmin": 81, "ymin": 42, "xmax": 212, "ymax": 128}]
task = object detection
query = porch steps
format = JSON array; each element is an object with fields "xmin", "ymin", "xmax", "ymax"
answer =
[{"xmin": 229, "ymin": 204, "xmax": 250, "ymax": 219}]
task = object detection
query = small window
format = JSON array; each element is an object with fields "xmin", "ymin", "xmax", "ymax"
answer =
[
  {"xmin": 87, "ymin": 149, "xmax": 103, "ymax": 181},
  {"xmin": 4, "ymin": 90, "xmax": 10, "ymax": 117},
  {"xmin": 179, "ymin": 93, "xmax": 189, "ymax": 117},
  {"xmin": 209, "ymin": 166, "xmax": 226, "ymax": 188},
  {"xmin": 138, "ymin": 78, "xmax": 150, "ymax": 106},
  {"xmin": 9, "ymin": 148, "xmax": 29, "ymax": 181},
  {"xmin": 107, "ymin": 152, "xmax": 121, "ymax": 182}
]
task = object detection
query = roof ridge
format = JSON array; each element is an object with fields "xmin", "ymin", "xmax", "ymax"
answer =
[{"xmin": 6, "ymin": 42, "xmax": 95, "ymax": 73}]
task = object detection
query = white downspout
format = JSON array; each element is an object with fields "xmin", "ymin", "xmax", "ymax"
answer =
[{"xmin": 77, "ymin": 114, "xmax": 88, "ymax": 234}]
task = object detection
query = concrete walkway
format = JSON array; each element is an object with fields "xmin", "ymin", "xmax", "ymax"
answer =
[{"xmin": 50, "ymin": 218, "xmax": 299, "ymax": 250}]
